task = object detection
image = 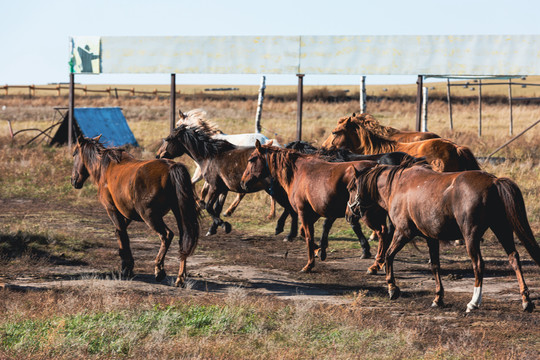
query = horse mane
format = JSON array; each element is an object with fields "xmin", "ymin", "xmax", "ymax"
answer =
[
  {"xmin": 79, "ymin": 137, "xmax": 130, "ymax": 183},
  {"xmin": 285, "ymin": 140, "xmax": 352, "ymax": 162},
  {"xmin": 168, "ymin": 124, "xmax": 236, "ymax": 157},
  {"xmin": 351, "ymin": 113, "xmax": 399, "ymax": 138},
  {"xmin": 348, "ymin": 119, "xmax": 398, "ymax": 154},
  {"xmin": 264, "ymin": 145, "xmax": 304, "ymax": 186},
  {"xmin": 176, "ymin": 109, "xmax": 223, "ymax": 135}
]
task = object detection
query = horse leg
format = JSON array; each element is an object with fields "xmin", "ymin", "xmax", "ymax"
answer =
[
  {"xmin": 350, "ymin": 218, "xmax": 371, "ymax": 259},
  {"xmin": 197, "ymin": 182, "xmax": 210, "ymax": 208},
  {"xmin": 141, "ymin": 215, "xmax": 174, "ymax": 283},
  {"xmin": 316, "ymin": 217, "xmax": 336, "ymax": 261},
  {"xmin": 204, "ymin": 189, "xmax": 230, "ymax": 235},
  {"xmin": 427, "ymin": 238, "xmax": 444, "ymax": 307},
  {"xmin": 367, "ymin": 225, "xmax": 390, "ymax": 275},
  {"xmin": 223, "ymin": 193, "xmax": 245, "ymax": 217},
  {"xmin": 385, "ymin": 231, "xmax": 411, "ymax": 300},
  {"xmin": 106, "ymin": 210, "xmax": 134, "ymax": 279},
  {"xmin": 491, "ymin": 221, "xmax": 535, "ymax": 312},
  {"xmin": 191, "ymin": 164, "xmax": 203, "ymax": 184},
  {"xmin": 464, "ymin": 234, "xmax": 485, "ymax": 312},
  {"xmin": 213, "ymin": 191, "xmax": 232, "ymax": 233},
  {"xmin": 267, "ymin": 198, "xmax": 276, "ymax": 220},
  {"xmin": 299, "ymin": 213, "xmax": 317, "ymax": 273}
]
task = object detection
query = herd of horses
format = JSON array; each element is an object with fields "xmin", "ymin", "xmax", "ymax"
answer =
[{"xmin": 70, "ymin": 111, "xmax": 540, "ymax": 312}]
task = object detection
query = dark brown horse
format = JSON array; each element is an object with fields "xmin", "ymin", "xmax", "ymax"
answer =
[
  {"xmin": 156, "ymin": 125, "xmax": 290, "ymax": 237},
  {"xmin": 335, "ymin": 113, "xmax": 440, "ymax": 142},
  {"xmin": 322, "ymin": 115, "xmax": 480, "ymax": 172},
  {"xmin": 240, "ymin": 141, "xmax": 391, "ymax": 273},
  {"xmin": 71, "ymin": 135, "xmax": 200, "ymax": 287},
  {"xmin": 346, "ymin": 160, "xmax": 540, "ymax": 312}
]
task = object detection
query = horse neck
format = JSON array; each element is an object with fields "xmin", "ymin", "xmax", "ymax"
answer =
[
  {"xmin": 268, "ymin": 149, "xmax": 297, "ymax": 188},
  {"xmin": 356, "ymin": 127, "xmax": 397, "ymax": 154}
]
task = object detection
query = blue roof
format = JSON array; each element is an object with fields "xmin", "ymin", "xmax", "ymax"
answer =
[{"xmin": 74, "ymin": 107, "xmax": 138, "ymax": 147}]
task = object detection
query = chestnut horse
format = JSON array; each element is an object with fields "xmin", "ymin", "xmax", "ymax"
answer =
[
  {"xmin": 241, "ymin": 141, "xmax": 391, "ymax": 273},
  {"xmin": 322, "ymin": 115, "xmax": 480, "ymax": 172},
  {"xmin": 337, "ymin": 113, "xmax": 440, "ymax": 142},
  {"xmin": 71, "ymin": 135, "xmax": 200, "ymax": 287},
  {"xmin": 346, "ymin": 160, "xmax": 540, "ymax": 312}
]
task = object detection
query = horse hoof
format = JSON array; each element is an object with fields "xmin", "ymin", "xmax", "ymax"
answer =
[
  {"xmin": 454, "ymin": 239, "xmax": 464, "ymax": 246},
  {"xmin": 283, "ymin": 236, "xmax": 292, "ymax": 242},
  {"xmin": 300, "ymin": 266, "xmax": 313, "ymax": 273},
  {"xmin": 360, "ymin": 251, "xmax": 372, "ymax": 259},
  {"xmin": 466, "ymin": 302, "xmax": 479, "ymax": 312},
  {"xmin": 366, "ymin": 266, "xmax": 378, "ymax": 275},
  {"xmin": 431, "ymin": 300, "xmax": 444, "ymax": 308},
  {"xmin": 523, "ymin": 301, "xmax": 535, "ymax": 313},
  {"xmin": 205, "ymin": 230, "xmax": 215, "ymax": 236},
  {"xmin": 175, "ymin": 278, "xmax": 186, "ymax": 288},
  {"xmin": 121, "ymin": 267, "xmax": 134, "ymax": 280},
  {"xmin": 223, "ymin": 222, "xmax": 232, "ymax": 233},
  {"xmin": 319, "ymin": 248, "xmax": 327, "ymax": 261},
  {"xmin": 275, "ymin": 227, "xmax": 284, "ymax": 235},
  {"xmin": 223, "ymin": 212, "xmax": 231, "ymax": 217},
  {"xmin": 389, "ymin": 287, "xmax": 401, "ymax": 300},
  {"xmin": 155, "ymin": 269, "xmax": 167, "ymax": 282}
]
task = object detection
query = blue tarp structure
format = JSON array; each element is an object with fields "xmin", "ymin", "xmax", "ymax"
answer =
[{"xmin": 50, "ymin": 107, "xmax": 138, "ymax": 147}]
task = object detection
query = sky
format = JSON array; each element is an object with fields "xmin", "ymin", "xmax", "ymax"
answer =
[{"xmin": 2, "ymin": 0, "xmax": 540, "ymax": 86}]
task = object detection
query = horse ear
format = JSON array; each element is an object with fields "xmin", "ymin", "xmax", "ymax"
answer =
[
  {"xmin": 77, "ymin": 133, "xmax": 84, "ymax": 144},
  {"xmin": 178, "ymin": 109, "xmax": 186, "ymax": 120},
  {"xmin": 93, "ymin": 134, "xmax": 102, "ymax": 142},
  {"xmin": 255, "ymin": 139, "xmax": 262, "ymax": 150},
  {"xmin": 266, "ymin": 140, "xmax": 273, "ymax": 146},
  {"xmin": 352, "ymin": 112, "xmax": 356, "ymax": 117}
]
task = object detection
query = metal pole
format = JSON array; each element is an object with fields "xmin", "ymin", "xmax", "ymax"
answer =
[
  {"xmin": 359, "ymin": 76, "xmax": 366, "ymax": 113},
  {"xmin": 508, "ymin": 79, "xmax": 513, "ymax": 136},
  {"xmin": 170, "ymin": 74, "xmax": 176, "ymax": 133},
  {"xmin": 296, "ymin": 74, "xmax": 304, "ymax": 141},
  {"xmin": 68, "ymin": 73, "xmax": 75, "ymax": 148},
  {"xmin": 255, "ymin": 75, "xmax": 266, "ymax": 133},
  {"xmin": 421, "ymin": 87, "xmax": 429, "ymax": 132},
  {"xmin": 487, "ymin": 119, "xmax": 540, "ymax": 159},
  {"xmin": 415, "ymin": 75, "xmax": 423, "ymax": 131},
  {"xmin": 478, "ymin": 79, "xmax": 482, "ymax": 137},
  {"xmin": 446, "ymin": 78, "xmax": 453, "ymax": 130}
]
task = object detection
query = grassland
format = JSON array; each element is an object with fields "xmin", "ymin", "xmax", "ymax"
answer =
[{"xmin": 0, "ymin": 89, "xmax": 539, "ymax": 359}]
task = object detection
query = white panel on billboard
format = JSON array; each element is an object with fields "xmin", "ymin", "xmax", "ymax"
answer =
[{"xmin": 70, "ymin": 35, "xmax": 540, "ymax": 75}]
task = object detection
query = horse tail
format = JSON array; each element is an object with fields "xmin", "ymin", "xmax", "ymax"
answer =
[
  {"xmin": 495, "ymin": 177, "xmax": 540, "ymax": 267},
  {"xmin": 456, "ymin": 145, "xmax": 481, "ymax": 170},
  {"xmin": 169, "ymin": 163, "xmax": 200, "ymax": 257}
]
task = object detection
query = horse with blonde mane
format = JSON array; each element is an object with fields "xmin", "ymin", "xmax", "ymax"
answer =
[
  {"xmin": 322, "ymin": 115, "xmax": 480, "ymax": 172},
  {"xmin": 342, "ymin": 113, "xmax": 440, "ymax": 142}
]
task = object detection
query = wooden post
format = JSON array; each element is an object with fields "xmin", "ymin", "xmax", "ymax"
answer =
[
  {"xmin": 446, "ymin": 78, "xmax": 453, "ymax": 130},
  {"xmin": 359, "ymin": 76, "xmax": 366, "ymax": 113},
  {"xmin": 422, "ymin": 87, "xmax": 429, "ymax": 132},
  {"xmin": 3, "ymin": 85, "xmax": 7, "ymax": 96},
  {"xmin": 170, "ymin": 74, "xmax": 176, "ymax": 133},
  {"xmin": 508, "ymin": 79, "xmax": 513, "ymax": 136},
  {"xmin": 478, "ymin": 79, "xmax": 482, "ymax": 137},
  {"xmin": 415, "ymin": 75, "xmax": 423, "ymax": 131},
  {"xmin": 296, "ymin": 74, "xmax": 304, "ymax": 141},
  {"xmin": 255, "ymin": 75, "xmax": 266, "ymax": 133},
  {"xmin": 68, "ymin": 73, "xmax": 75, "ymax": 148}
]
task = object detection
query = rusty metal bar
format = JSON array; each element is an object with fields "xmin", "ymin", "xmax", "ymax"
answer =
[
  {"xmin": 170, "ymin": 73, "xmax": 176, "ymax": 133},
  {"xmin": 296, "ymin": 74, "xmax": 304, "ymax": 141},
  {"xmin": 486, "ymin": 119, "xmax": 540, "ymax": 159},
  {"xmin": 478, "ymin": 79, "xmax": 482, "ymax": 137}
]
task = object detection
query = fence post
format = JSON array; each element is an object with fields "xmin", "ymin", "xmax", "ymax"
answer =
[
  {"xmin": 170, "ymin": 74, "xmax": 176, "ymax": 133},
  {"xmin": 255, "ymin": 75, "xmax": 266, "ymax": 133},
  {"xmin": 56, "ymin": 84, "xmax": 61, "ymax": 96},
  {"xmin": 446, "ymin": 79, "xmax": 453, "ymax": 130},
  {"xmin": 508, "ymin": 79, "xmax": 513, "ymax": 136},
  {"xmin": 68, "ymin": 73, "xmax": 75, "ymax": 148},
  {"xmin": 422, "ymin": 87, "xmax": 429, "ymax": 132},
  {"xmin": 296, "ymin": 74, "xmax": 304, "ymax": 141},
  {"xmin": 415, "ymin": 75, "xmax": 423, "ymax": 131},
  {"xmin": 478, "ymin": 79, "xmax": 482, "ymax": 137},
  {"xmin": 359, "ymin": 76, "xmax": 366, "ymax": 113},
  {"xmin": 3, "ymin": 85, "xmax": 7, "ymax": 96}
]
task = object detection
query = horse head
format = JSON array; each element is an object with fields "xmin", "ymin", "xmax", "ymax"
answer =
[
  {"xmin": 71, "ymin": 134, "xmax": 101, "ymax": 189},
  {"xmin": 322, "ymin": 116, "xmax": 359, "ymax": 151},
  {"xmin": 241, "ymin": 140, "xmax": 271, "ymax": 192},
  {"xmin": 156, "ymin": 127, "xmax": 189, "ymax": 159}
]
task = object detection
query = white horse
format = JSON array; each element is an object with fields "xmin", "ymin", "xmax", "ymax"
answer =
[{"xmin": 176, "ymin": 109, "xmax": 279, "ymax": 218}]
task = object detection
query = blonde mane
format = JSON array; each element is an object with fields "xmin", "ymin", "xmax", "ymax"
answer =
[
  {"xmin": 349, "ymin": 113, "xmax": 399, "ymax": 138},
  {"xmin": 176, "ymin": 109, "xmax": 223, "ymax": 136}
]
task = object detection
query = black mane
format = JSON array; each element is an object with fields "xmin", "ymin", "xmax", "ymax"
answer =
[{"xmin": 167, "ymin": 124, "xmax": 237, "ymax": 158}]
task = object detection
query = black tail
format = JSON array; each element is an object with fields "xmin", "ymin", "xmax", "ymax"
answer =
[
  {"xmin": 495, "ymin": 177, "xmax": 540, "ymax": 267},
  {"xmin": 169, "ymin": 163, "xmax": 200, "ymax": 257}
]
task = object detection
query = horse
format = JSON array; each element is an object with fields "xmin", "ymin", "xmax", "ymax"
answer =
[
  {"xmin": 71, "ymin": 135, "xmax": 200, "ymax": 287},
  {"xmin": 337, "ymin": 113, "xmax": 440, "ymax": 142},
  {"xmin": 346, "ymin": 160, "xmax": 540, "ymax": 312},
  {"xmin": 177, "ymin": 108, "xmax": 278, "ymax": 218},
  {"xmin": 240, "ymin": 141, "xmax": 391, "ymax": 273},
  {"xmin": 156, "ymin": 124, "xmax": 293, "ymax": 238},
  {"xmin": 322, "ymin": 115, "xmax": 480, "ymax": 172}
]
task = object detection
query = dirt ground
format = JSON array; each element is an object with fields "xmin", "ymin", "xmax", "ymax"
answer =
[{"xmin": 2, "ymin": 197, "xmax": 540, "ymax": 320}]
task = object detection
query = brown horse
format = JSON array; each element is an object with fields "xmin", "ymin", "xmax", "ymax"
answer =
[
  {"xmin": 346, "ymin": 160, "xmax": 540, "ymax": 312},
  {"xmin": 240, "ymin": 141, "xmax": 391, "ymax": 273},
  {"xmin": 322, "ymin": 115, "xmax": 480, "ymax": 172},
  {"xmin": 71, "ymin": 135, "xmax": 200, "ymax": 287},
  {"xmin": 337, "ymin": 113, "xmax": 440, "ymax": 142}
]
